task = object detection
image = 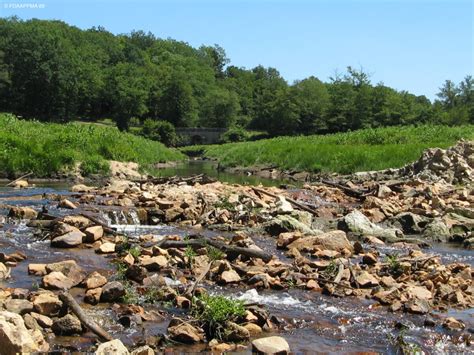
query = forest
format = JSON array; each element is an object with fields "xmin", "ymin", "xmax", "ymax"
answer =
[{"xmin": 0, "ymin": 17, "xmax": 472, "ymax": 140}]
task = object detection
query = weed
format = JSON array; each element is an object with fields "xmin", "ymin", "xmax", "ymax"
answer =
[
  {"xmin": 386, "ymin": 253, "xmax": 402, "ymax": 276},
  {"xmin": 192, "ymin": 294, "xmax": 245, "ymax": 340},
  {"xmin": 184, "ymin": 245, "xmax": 197, "ymax": 267},
  {"xmin": 388, "ymin": 329, "xmax": 423, "ymax": 355},
  {"xmin": 322, "ymin": 260, "xmax": 339, "ymax": 279},
  {"xmin": 31, "ymin": 281, "xmax": 40, "ymax": 290},
  {"xmin": 143, "ymin": 286, "xmax": 160, "ymax": 304},
  {"xmin": 114, "ymin": 261, "xmax": 128, "ymax": 281},
  {"xmin": 128, "ymin": 245, "xmax": 142, "ymax": 259},
  {"xmin": 121, "ymin": 282, "xmax": 140, "ymax": 304},
  {"xmin": 207, "ymin": 245, "xmax": 225, "ymax": 262}
]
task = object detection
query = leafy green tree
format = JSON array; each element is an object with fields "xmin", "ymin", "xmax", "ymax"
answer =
[
  {"xmin": 199, "ymin": 88, "xmax": 240, "ymax": 128},
  {"xmin": 141, "ymin": 118, "xmax": 178, "ymax": 146}
]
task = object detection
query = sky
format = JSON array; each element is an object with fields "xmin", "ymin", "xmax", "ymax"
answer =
[{"xmin": 1, "ymin": 0, "xmax": 472, "ymax": 100}]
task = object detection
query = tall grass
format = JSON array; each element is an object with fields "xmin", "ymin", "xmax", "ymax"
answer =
[
  {"xmin": 183, "ymin": 125, "xmax": 474, "ymax": 174},
  {"xmin": 0, "ymin": 113, "xmax": 185, "ymax": 177}
]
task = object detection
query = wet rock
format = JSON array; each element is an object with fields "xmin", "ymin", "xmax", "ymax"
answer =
[
  {"xmin": 364, "ymin": 236, "xmax": 385, "ymax": 245},
  {"xmin": 141, "ymin": 255, "xmax": 168, "ymax": 271},
  {"xmin": 11, "ymin": 288, "xmax": 29, "ymax": 299},
  {"xmin": 84, "ymin": 226, "xmax": 104, "ymax": 243},
  {"xmin": 8, "ymin": 206, "xmax": 37, "ymax": 220},
  {"xmin": 339, "ymin": 210, "xmax": 402, "ymax": 241},
  {"xmin": 83, "ymin": 271, "xmax": 107, "ymax": 289},
  {"xmin": 5, "ymin": 299, "xmax": 33, "ymax": 315},
  {"xmin": 84, "ymin": 288, "xmax": 102, "ymax": 305},
  {"xmin": 0, "ymin": 262, "xmax": 10, "ymax": 279},
  {"xmin": 355, "ymin": 271, "xmax": 379, "ymax": 287},
  {"xmin": 42, "ymin": 271, "xmax": 75, "ymax": 290},
  {"xmin": 404, "ymin": 299, "xmax": 430, "ymax": 314},
  {"xmin": 28, "ymin": 264, "xmax": 47, "ymax": 276},
  {"xmin": 442, "ymin": 317, "xmax": 465, "ymax": 331},
  {"xmin": 51, "ymin": 231, "xmax": 84, "ymax": 248},
  {"xmin": 225, "ymin": 321, "xmax": 250, "ymax": 341},
  {"xmin": 95, "ymin": 339, "xmax": 130, "ymax": 355},
  {"xmin": 167, "ymin": 319, "xmax": 204, "ymax": 343},
  {"xmin": 164, "ymin": 207, "xmax": 183, "ymax": 222},
  {"xmin": 31, "ymin": 291, "xmax": 63, "ymax": 316},
  {"xmin": 287, "ymin": 230, "xmax": 353, "ymax": 254},
  {"xmin": 0, "ymin": 311, "xmax": 44, "ymax": 354},
  {"xmin": 252, "ymin": 336, "xmax": 290, "ymax": 354},
  {"xmin": 96, "ymin": 242, "xmax": 116, "ymax": 254},
  {"xmin": 52, "ymin": 314, "xmax": 82, "ymax": 335},
  {"xmin": 220, "ymin": 270, "xmax": 241, "ymax": 284},
  {"xmin": 423, "ymin": 218, "xmax": 450, "ymax": 242},
  {"xmin": 175, "ymin": 296, "xmax": 191, "ymax": 309},
  {"xmin": 58, "ymin": 198, "xmax": 77, "ymax": 209},
  {"xmin": 424, "ymin": 317, "xmax": 436, "ymax": 327},
  {"xmin": 101, "ymin": 281, "xmax": 125, "ymax": 302},
  {"xmin": 62, "ymin": 215, "xmax": 91, "ymax": 229}
]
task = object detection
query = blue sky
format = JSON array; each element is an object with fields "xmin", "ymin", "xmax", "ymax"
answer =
[{"xmin": 1, "ymin": 0, "xmax": 472, "ymax": 100}]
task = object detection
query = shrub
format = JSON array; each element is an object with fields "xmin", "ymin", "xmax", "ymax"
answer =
[
  {"xmin": 220, "ymin": 126, "xmax": 250, "ymax": 143},
  {"xmin": 141, "ymin": 119, "xmax": 178, "ymax": 146}
]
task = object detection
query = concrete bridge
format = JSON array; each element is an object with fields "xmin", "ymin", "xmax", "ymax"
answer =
[{"xmin": 176, "ymin": 127, "xmax": 226, "ymax": 145}]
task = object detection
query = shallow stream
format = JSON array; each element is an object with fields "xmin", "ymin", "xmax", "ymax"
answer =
[{"xmin": 0, "ymin": 182, "xmax": 472, "ymax": 353}]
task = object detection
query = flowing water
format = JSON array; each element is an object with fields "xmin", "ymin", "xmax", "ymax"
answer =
[{"xmin": 0, "ymin": 181, "xmax": 472, "ymax": 353}]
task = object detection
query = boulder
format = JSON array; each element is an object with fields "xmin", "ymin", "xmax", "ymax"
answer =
[
  {"xmin": 52, "ymin": 314, "xmax": 82, "ymax": 335},
  {"xmin": 0, "ymin": 262, "xmax": 10, "ymax": 279},
  {"xmin": 5, "ymin": 299, "xmax": 33, "ymax": 315},
  {"xmin": 252, "ymin": 336, "xmax": 290, "ymax": 355},
  {"xmin": 12, "ymin": 180, "xmax": 28, "ymax": 189},
  {"xmin": 83, "ymin": 271, "xmax": 107, "ymax": 289},
  {"xmin": 244, "ymin": 323, "xmax": 263, "ymax": 335},
  {"xmin": 442, "ymin": 317, "xmax": 465, "ymax": 331},
  {"xmin": 28, "ymin": 263, "xmax": 47, "ymax": 276},
  {"xmin": 167, "ymin": 318, "xmax": 204, "ymax": 344},
  {"xmin": 62, "ymin": 215, "xmax": 91, "ymax": 229},
  {"xmin": 404, "ymin": 299, "xmax": 430, "ymax": 314},
  {"xmin": 264, "ymin": 215, "xmax": 321, "ymax": 236},
  {"xmin": 45, "ymin": 260, "xmax": 85, "ymax": 286},
  {"xmin": 84, "ymin": 288, "xmax": 102, "ymax": 305},
  {"xmin": 8, "ymin": 207, "xmax": 37, "ymax": 220},
  {"xmin": 141, "ymin": 256, "xmax": 168, "ymax": 271},
  {"xmin": 391, "ymin": 212, "xmax": 429, "ymax": 234},
  {"xmin": 101, "ymin": 281, "xmax": 125, "ymax": 302},
  {"xmin": 287, "ymin": 230, "xmax": 353, "ymax": 253},
  {"xmin": 30, "ymin": 312, "xmax": 53, "ymax": 328},
  {"xmin": 31, "ymin": 291, "xmax": 62, "ymax": 316},
  {"xmin": 96, "ymin": 242, "xmax": 116, "ymax": 254},
  {"xmin": 131, "ymin": 345, "xmax": 154, "ymax": 355},
  {"xmin": 95, "ymin": 339, "xmax": 129, "ymax": 355},
  {"xmin": 71, "ymin": 184, "xmax": 94, "ymax": 193},
  {"xmin": 339, "ymin": 210, "xmax": 402, "ymax": 241},
  {"xmin": 51, "ymin": 231, "xmax": 84, "ymax": 248},
  {"xmin": 42, "ymin": 271, "xmax": 75, "ymax": 290},
  {"xmin": 84, "ymin": 226, "xmax": 104, "ymax": 243},
  {"xmin": 220, "ymin": 270, "xmax": 241, "ymax": 284},
  {"xmin": 125, "ymin": 265, "xmax": 147, "ymax": 283},
  {"xmin": 276, "ymin": 232, "xmax": 302, "ymax": 249},
  {"xmin": 0, "ymin": 311, "xmax": 44, "ymax": 354},
  {"xmin": 423, "ymin": 218, "xmax": 450, "ymax": 242},
  {"xmin": 355, "ymin": 271, "xmax": 379, "ymax": 287}
]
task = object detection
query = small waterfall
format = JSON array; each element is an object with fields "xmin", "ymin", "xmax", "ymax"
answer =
[{"xmin": 99, "ymin": 209, "xmax": 141, "ymax": 226}]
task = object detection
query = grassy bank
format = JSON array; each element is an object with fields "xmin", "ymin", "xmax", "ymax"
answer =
[
  {"xmin": 0, "ymin": 113, "xmax": 185, "ymax": 177},
  {"xmin": 182, "ymin": 125, "xmax": 474, "ymax": 174}
]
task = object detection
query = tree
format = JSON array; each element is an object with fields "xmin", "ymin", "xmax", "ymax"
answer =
[{"xmin": 199, "ymin": 88, "xmax": 240, "ymax": 128}]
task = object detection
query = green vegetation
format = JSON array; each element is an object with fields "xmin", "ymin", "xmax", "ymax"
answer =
[
  {"xmin": 192, "ymin": 294, "xmax": 246, "ymax": 340},
  {"xmin": 0, "ymin": 113, "xmax": 184, "ymax": 177},
  {"xmin": 185, "ymin": 125, "xmax": 474, "ymax": 174},
  {"xmin": 0, "ymin": 18, "xmax": 472, "ymax": 144}
]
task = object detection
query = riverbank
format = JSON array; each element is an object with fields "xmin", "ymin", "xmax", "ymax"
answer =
[
  {"xmin": 181, "ymin": 125, "xmax": 474, "ymax": 175},
  {"xmin": 0, "ymin": 113, "xmax": 185, "ymax": 179}
]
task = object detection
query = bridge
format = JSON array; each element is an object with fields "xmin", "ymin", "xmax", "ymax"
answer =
[{"xmin": 176, "ymin": 127, "xmax": 226, "ymax": 145}]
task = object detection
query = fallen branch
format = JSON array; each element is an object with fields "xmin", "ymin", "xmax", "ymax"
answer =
[
  {"xmin": 79, "ymin": 212, "xmax": 123, "ymax": 236},
  {"xmin": 6, "ymin": 172, "xmax": 33, "ymax": 187},
  {"xmin": 184, "ymin": 261, "xmax": 213, "ymax": 298},
  {"xmin": 320, "ymin": 180, "xmax": 367, "ymax": 199},
  {"xmin": 59, "ymin": 292, "xmax": 113, "ymax": 342},
  {"xmin": 160, "ymin": 238, "xmax": 273, "ymax": 262},
  {"xmin": 251, "ymin": 187, "xmax": 318, "ymax": 216}
]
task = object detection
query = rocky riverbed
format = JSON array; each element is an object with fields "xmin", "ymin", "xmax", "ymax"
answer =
[{"xmin": 0, "ymin": 142, "xmax": 473, "ymax": 354}]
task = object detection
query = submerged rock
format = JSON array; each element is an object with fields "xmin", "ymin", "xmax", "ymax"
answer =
[
  {"xmin": 8, "ymin": 206, "xmax": 37, "ymax": 220},
  {"xmin": 95, "ymin": 339, "xmax": 129, "ymax": 355},
  {"xmin": 252, "ymin": 336, "xmax": 290, "ymax": 354}
]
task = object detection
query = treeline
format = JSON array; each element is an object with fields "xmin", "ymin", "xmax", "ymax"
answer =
[{"xmin": 0, "ymin": 18, "xmax": 472, "ymax": 138}]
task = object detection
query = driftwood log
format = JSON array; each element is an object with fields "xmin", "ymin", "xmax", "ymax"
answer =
[
  {"xmin": 160, "ymin": 238, "xmax": 273, "ymax": 262},
  {"xmin": 251, "ymin": 187, "xmax": 319, "ymax": 216},
  {"xmin": 59, "ymin": 292, "xmax": 113, "ymax": 342},
  {"xmin": 5, "ymin": 172, "xmax": 33, "ymax": 186}
]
